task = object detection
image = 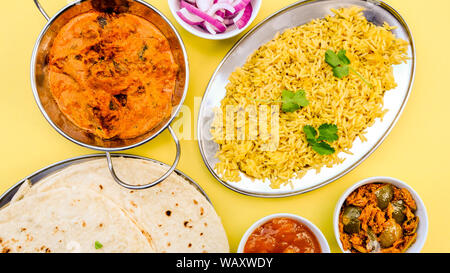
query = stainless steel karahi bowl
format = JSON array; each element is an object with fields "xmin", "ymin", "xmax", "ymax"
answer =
[{"xmin": 30, "ymin": 0, "xmax": 189, "ymax": 189}]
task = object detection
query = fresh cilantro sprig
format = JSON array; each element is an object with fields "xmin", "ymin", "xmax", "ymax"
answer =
[
  {"xmin": 303, "ymin": 124, "xmax": 338, "ymax": 155},
  {"xmin": 325, "ymin": 49, "xmax": 373, "ymax": 88},
  {"xmin": 95, "ymin": 241, "xmax": 103, "ymax": 250},
  {"xmin": 249, "ymin": 89, "xmax": 309, "ymax": 113},
  {"xmin": 280, "ymin": 90, "xmax": 309, "ymax": 112}
]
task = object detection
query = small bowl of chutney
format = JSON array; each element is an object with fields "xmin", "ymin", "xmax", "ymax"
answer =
[{"xmin": 237, "ymin": 213, "xmax": 330, "ymax": 253}]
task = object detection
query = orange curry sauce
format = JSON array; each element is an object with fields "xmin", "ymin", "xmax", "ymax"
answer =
[
  {"xmin": 244, "ymin": 217, "xmax": 322, "ymax": 253},
  {"xmin": 48, "ymin": 11, "xmax": 178, "ymax": 139}
]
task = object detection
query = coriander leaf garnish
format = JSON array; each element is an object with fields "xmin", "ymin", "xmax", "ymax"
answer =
[
  {"xmin": 303, "ymin": 125, "xmax": 317, "ymax": 144},
  {"xmin": 325, "ymin": 49, "xmax": 351, "ymax": 79},
  {"xmin": 312, "ymin": 141, "xmax": 335, "ymax": 155},
  {"xmin": 303, "ymin": 123, "xmax": 339, "ymax": 155},
  {"xmin": 281, "ymin": 89, "xmax": 309, "ymax": 112},
  {"xmin": 249, "ymin": 89, "xmax": 309, "ymax": 113},
  {"xmin": 324, "ymin": 49, "xmax": 342, "ymax": 67},
  {"xmin": 337, "ymin": 49, "xmax": 351, "ymax": 65},
  {"xmin": 332, "ymin": 65, "xmax": 349, "ymax": 79},
  {"xmin": 317, "ymin": 123, "xmax": 338, "ymax": 142},
  {"xmin": 325, "ymin": 49, "xmax": 373, "ymax": 88},
  {"xmin": 94, "ymin": 241, "xmax": 103, "ymax": 250}
]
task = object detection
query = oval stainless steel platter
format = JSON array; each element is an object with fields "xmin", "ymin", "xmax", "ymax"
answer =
[
  {"xmin": 0, "ymin": 154, "xmax": 211, "ymax": 207},
  {"xmin": 197, "ymin": 0, "xmax": 415, "ymax": 197}
]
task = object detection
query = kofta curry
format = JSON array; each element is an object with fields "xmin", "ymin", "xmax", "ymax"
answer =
[{"xmin": 48, "ymin": 11, "xmax": 178, "ymax": 139}]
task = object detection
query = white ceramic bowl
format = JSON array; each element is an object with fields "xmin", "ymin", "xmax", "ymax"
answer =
[
  {"xmin": 168, "ymin": 0, "xmax": 262, "ymax": 40},
  {"xmin": 237, "ymin": 213, "xmax": 330, "ymax": 253},
  {"xmin": 333, "ymin": 176, "xmax": 428, "ymax": 253}
]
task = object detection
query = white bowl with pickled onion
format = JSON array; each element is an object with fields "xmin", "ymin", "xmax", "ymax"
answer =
[
  {"xmin": 237, "ymin": 213, "xmax": 330, "ymax": 253},
  {"xmin": 168, "ymin": 0, "xmax": 261, "ymax": 40}
]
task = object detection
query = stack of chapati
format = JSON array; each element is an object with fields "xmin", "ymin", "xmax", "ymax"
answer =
[{"xmin": 0, "ymin": 158, "xmax": 229, "ymax": 253}]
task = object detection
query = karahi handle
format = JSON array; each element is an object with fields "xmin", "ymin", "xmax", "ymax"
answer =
[
  {"xmin": 105, "ymin": 126, "xmax": 181, "ymax": 190},
  {"xmin": 33, "ymin": 0, "xmax": 50, "ymax": 21}
]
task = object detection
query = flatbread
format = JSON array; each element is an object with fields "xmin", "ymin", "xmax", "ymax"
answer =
[
  {"xmin": 0, "ymin": 187, "xmax": 156, "ymax": 253},
  {"xmin": 10, "ymin": 179, "xmax": 31, "ymax": 203},
  {"xmin": 22, "ymin": 157, "xmax": 229, "ymax": 253}
]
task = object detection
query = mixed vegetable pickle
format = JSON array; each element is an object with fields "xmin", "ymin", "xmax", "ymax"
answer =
[{"xmin": 339, "ymin": 183, "xmax": 419, "ymax": 253}]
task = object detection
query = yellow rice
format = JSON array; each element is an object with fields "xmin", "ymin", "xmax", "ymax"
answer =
[{"xmin": 211, "ymin": 7, "xmax": 409, "ymax": 189}]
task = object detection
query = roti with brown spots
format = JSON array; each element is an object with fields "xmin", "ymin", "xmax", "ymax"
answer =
[
  {"xmin": 17, "ymin": 158, "xmax": 229, "ymax": 253},
  {"xmin": 0, "ymin": 188, "xmax": 155, "ymax": 253}
]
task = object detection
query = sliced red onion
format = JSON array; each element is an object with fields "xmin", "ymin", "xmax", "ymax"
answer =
[
  {"xmin": 214, "ymin": 15, "xmax": 224, "ymax": 22},
  {"xmin": 180, "ymin": 0, "xmax": 191, "ymax": 9},
  {"xmin": 214, "ymin": 21, "xmax": 227, "ymax": 33},
  {"xmin": 204, "ymin": 19, "xmax": 227, "ymax": 34},
  {"xmin": 208, "ymin": 3, "xmax": 235, "ymax": 15},
  {"xmin": 215, "ymin": 9, "xmax": 226, "ymax": 18},
  {"xmin": 176, "ymin": 0, "xmax": 253, "ymax": 35},
  {"xmin": 232, "ymin": 7, "xmax": 245, "ymax": 23},
  {"xmin": 216, "ymin": 0, "xmax": 235, "ymax": 17},
  {"xmin": 232, "ymin": 0, "xmax": 251, "ymax": 14},
  {"xmin": 181, "ymin": 1, "xmax": 227, "ymax": 32},
  {"xmin": 222, "ymin": 18, "xmax": 234, "ymax": 25},
  {"xmin": 204, "ymin": 22, "xmax": 217, "ymax": 34},
  {"xmin": 177, "ymin": 8, "xmax": 204, "ymax": 25},
  {"xmin": 224, "ymin": 9, "xmax": 235, "ymax": 18},
  {"xmin": 234, "ymin": 3, "xmax": 252, "ymax": 29},
  {"xmin": 197, "ymin": 0, "xmax": 214, "ymax": 11}
]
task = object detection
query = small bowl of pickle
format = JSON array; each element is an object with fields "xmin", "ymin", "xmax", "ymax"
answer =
[{"xmin": 333, "ymin": 177, "xmax": 428, "ymax": 253}]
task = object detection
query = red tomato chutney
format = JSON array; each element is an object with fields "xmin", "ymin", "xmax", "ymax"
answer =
[{"xmin": 243, "ymin": 217, "xmax": 322, "ymax": 253}]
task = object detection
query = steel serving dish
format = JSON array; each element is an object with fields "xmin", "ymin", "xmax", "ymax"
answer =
[
  {"xmin": 0, "ymin": 154, "xmax": 211, "ymax": 208},
  {"xmin": 197, "ymin": 0, "xmax": 415, "ymax": 197},
  {"xmin": 31, "ymin": 0, "xmax": 189, "ymax": 189}
]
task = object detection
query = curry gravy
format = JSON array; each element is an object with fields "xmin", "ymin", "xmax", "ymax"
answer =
[{"xmin": 48, "ymin": 11, "xmax": 178, "ymax": 139}]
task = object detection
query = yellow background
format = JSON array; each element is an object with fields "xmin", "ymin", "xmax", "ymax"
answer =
[{"xmin": 1, "ymin": 0, "xmax": 449, "ymax": 253}]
